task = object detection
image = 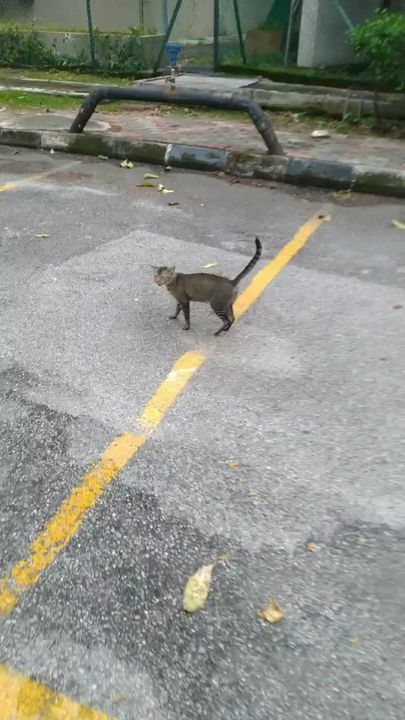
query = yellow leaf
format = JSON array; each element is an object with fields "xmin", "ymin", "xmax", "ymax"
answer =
[
  {"xmin": 258, "ymin": 598, "xmax": 284, "ymax": 624},
  {"xmin": 112, "ymin": 694, "xmax": 126, "ymax": 703},
  {"xmin": 203, "ymin": 262, "xmax": 218, "ymax": 269},
  {"xmin": 350, "ymin": 637, "xmax": 360, "ymax": 646},
  {"xmin": 218, "ymin": 554, "xmax": 232, "ymax": 563},
  {"xmin": 35, "ymin": 233, "xmax": 49, "ymax": 238},
  {"xmin": 144, "ymin": 172, "xmax": 159, "ymax": 179},
  {"xmin": 161, "ymin": 188, "xmax": 175, "ymax": 194},
  {"xmin": 120, "ymin": 159, "xmax": 134, "ymax": 169},
  {"xmin": 183, "ymin": 564, "xmax": 214, "ymax": 613},
  {"xmin": 306, "ymin": 542, "xmax": 316, "ymax": 552},
  {"xmin": 392, "ymin": 219, "xmax": 405, "ymax": 230},
  {"xmin": 248, "ymin": 491, "xmax": 259, "ymax": 497},
  {"xmin": 138, "ymin": 181, "xmax": 156, "ymax": 188},
  {"xmin": 227, "ymin": 461, "xmax": 240, "ymax": 469}
]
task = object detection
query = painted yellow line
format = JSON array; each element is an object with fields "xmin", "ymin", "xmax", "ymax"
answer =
[
  {"xmin": 0, "ymin": 352, "xmax": 204, "ymax": 616},
  {"xmin": 0, "ymin": 663, "xmax": 114, "ymax": 720},
  {"xmin": 0, "ymin": 161, "xmax": 81, "ymax": 193},
  {"xmin": 235, "ymin": 212, "xmax": 330, "ymax": 318},
  {"xmin": 0, "ymin": 211, "xmax": 329, "ymax": 618}
]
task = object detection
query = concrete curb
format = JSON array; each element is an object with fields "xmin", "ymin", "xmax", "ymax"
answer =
[{"xmin": 1, "ymin": 127, "xmax": 404, "ymax": 198}]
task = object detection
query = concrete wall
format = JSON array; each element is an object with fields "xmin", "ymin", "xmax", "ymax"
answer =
[
  {"xmin": 297, "ymin": 0, "xmax": 382, "ymax": 67},
  {"xmin": 3, "ymin": 0, "xmax": 271, "ymax": 38}
]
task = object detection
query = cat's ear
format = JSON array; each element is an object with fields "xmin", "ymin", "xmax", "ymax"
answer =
[{"xmin": 168, "ymin": 266, "xmax": 176, "ymax": 273}]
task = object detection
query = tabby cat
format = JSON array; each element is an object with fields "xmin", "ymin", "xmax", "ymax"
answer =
[{"xmin": 153, "ymin": 237, "xmax": 262, "ymax": 336}]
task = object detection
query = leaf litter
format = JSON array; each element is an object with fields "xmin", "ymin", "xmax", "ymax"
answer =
[
  {"xmin": 258, "ymin": 598, "xmax": 285, "ymax": 624},
  {"xmin": 183, "ymin": 564, "xmax": 214, "ymax": 613},
  {"xmin": 392, "ymin": 219, "xmax": 405, "ymax": 230}
]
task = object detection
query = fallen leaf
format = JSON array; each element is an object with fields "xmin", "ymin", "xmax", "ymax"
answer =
[
  {"xmin": 165, "ymin": 165, "xmax": 172, "ymax": 172},
  {"xmin": 112, "ymin": 694, "xmax": 126, "ymax": 704},
  {"xmin": 120, "ymin": 159, "xmax": 134, "ymax": 169},
  {"xmin": 203, "ymin": 262, "xmax": 218, "ymax": 269},
  {"xmin": 217, "ymin": 554, "xmax": 232, "ymax": 563},
  {"xmin": 144, "ymin": 172, "xmax": 159, "ymax": 179},
  {"xmin": 226, "ymin": 461, "xmax": 240, "ymax": 469},
  {"xmin": 357, "ymin": 536, "xmax": 367, "ymax": 545},
  {"xmin": 183, "ymin": 564, "xmax": 214, "ymax": 613},
  {"xmin": 306, "ymin": 542, "xmax": 316, "ymax": 552},
  {"xmin": 350, "ymin": 637, "xmax": 360, "ymax": 646},
  {"xmin": 161, "ymin": 188, "xmax": 175, "ymax": 194},
  {"xmin": 138, "ymin": 181, "xmax": 156, "ymax": 188},
  {"xmin": 392, "ymin": 219, "xmax": 405, "ymax": 230},
  {"xmin": 98, "ymin": 154, "xmax": 108, "ymax": 160},
  {"xmin": 258, "ymin": 598, "xmax": 284, "ymax": 624},
  {"xmin": 393, "ymin": 304, "xmax": 403, "ymax": 310},
  {"xmin": 35, "ymin": 233, "xmax": 49, "ymax": 238},
  {"xmin": 168, "ymin": 201, "xmax": 179, "ymax": 206},
  {"xmin": 158, "ymin": 183, "xmax": 165, "ymax": 191},
  {"xmin": 248, "ymin": 491, "xmax": 259, "ymax": 497}
]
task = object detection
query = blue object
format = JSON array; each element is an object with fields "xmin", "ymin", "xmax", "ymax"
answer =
[{"xmin": 166, "ymin": 43, "xmax": 181, "ymax": 67}]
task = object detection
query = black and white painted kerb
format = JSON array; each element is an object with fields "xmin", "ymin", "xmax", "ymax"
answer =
[{"xmin": 1, "ymin": 127, "xmax": 404, "ymax": 198}]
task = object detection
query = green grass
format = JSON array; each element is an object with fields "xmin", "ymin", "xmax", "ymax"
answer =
[
  {"xmin": 0, "ymin": 90, "xmax": 83, "ymax": 111},
  {"xmin": 0, "ymin": 67, "xmax": 133, "ymax": 85}
]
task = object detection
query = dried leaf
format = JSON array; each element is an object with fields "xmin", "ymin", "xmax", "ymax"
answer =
[
  {"xmin": 138, "ymin": 181, "xmax": 156, "ymax": 188},
  {"xmin": 98, "ymin": 155, "xmax": 108, "ymax": 160},
  {"xmin": 161, "ymin": 188, "xmax": 175, "ymax": 194},
  {"xmin": 120, "ymin": 159, "xmax": 134, "ymax": 169},
  {"xmin": 144, "ymin": 172, "xmax": 159, "ymax": 179},
  {"xmin": 248, "ymin": 491, "xmax": 259, "ymax": 497},
  {"xmin": 203, "ymin": 262, "xmax": 218, "ymax": 269},
  {"xmin": 35, "ymin": 233, "xmax": 49, "ymax": 238},
  {"xmin": 227, "ymin": 461, "xmax": 240, "ymax": 469},
  {"xmin": 158, "ymin": 183, "xmax": 165, "ymax": 191},
  {"xmin": 392, "ymin": 219, "xmax": 405, "ymax": 230},
  {"xmin": 258, "ymin": 598, "xmax": 284, "ymax": 625},
  {"xmin": 350, "ymin": 637, "xmax": 360, "ymax": 646},
  {"xmin": 112, "ymin": 694, "xmax": 126, "ymax": 704},
  {"xmin": 183, "ymin": 564, "xmax": 214, "ymax": 613},
  {"xmin": 168, "ymin": 201, "xmax": 179, "ymax": 206},
  {"xmin": 306, "ymin": 542, "xmax": 316, "ymax": 552}
]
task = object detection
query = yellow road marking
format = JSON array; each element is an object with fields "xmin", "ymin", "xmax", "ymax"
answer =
[
  {"xmin": 0, "ymin": 211, "xmax": 329, "ymax": 618},
  {"xmin": 235, "ymin": 212, "xmax": 330, "ymax": 318},
  {"xmin": 0, "ymin": 352, "xmax": 205, "ymax": 616},
  {"xmin": 0, "ymin": 161, "xmax": 81, "ymax": 193},
  {"xmin": 0, "ymin": 663, "xmax": 114, "ymax": 720}
]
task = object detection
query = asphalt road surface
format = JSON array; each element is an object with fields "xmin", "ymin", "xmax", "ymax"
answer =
[{"xmin": 0, "ymin": 146, "xmax": 404, "ymax": 720}]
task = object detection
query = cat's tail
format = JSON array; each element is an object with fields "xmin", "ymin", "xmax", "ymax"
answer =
[{"xmin": 231, "ymin": 237, "xmax": 262, "ymax": 286}]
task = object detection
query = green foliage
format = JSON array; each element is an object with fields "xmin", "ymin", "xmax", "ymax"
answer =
[
  {"xmin": 0, "ymin": 22, "xmax": 55, "ymax": 67},
  {"xmin": 0, "ymin": 21, "xmax": 148, "ymax": 73},
  {"xmin": 350, "ymin": 11, "xmax": 405, "ymax": 89}
]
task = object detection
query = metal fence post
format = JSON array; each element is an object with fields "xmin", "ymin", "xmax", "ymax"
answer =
[
  {"xmin": 85, "ymin": 0, "xmax": 97, "ymax": 69},
  {"xmin": 213, "ymin": 0, "xmax": 220, "ymax": 71},
  {"xmin": 233, "ymin": 0, "xmax": 246, "ymax": 65}
]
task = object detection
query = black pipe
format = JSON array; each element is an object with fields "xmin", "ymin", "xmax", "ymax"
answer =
[{"xmin": 69, "ymin": 85, "xmax": 284, "ymax": 155}]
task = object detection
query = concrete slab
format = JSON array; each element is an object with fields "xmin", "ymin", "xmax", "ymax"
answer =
[{"xmin": 136, "ymin": 73, "xmax": 259, "ymax": 92}]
